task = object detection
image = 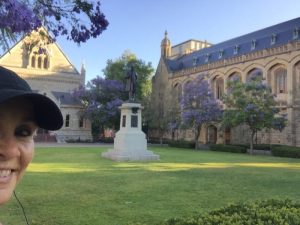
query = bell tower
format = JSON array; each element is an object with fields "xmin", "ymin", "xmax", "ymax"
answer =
[{"xmin": 161, "ymin": 31, "xmax": 171, "ymax": 58}]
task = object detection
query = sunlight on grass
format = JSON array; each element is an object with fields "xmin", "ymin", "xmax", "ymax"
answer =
[
  {"xmin": 28, "ymin": 163, "xmax": 97, "ymax": 173},
  {"xmin": 27, "ymin": 162, "xmax": 300, "ymax": 173},
  {"xmin": 114, "ymin": 162, "xmax": 300, "ymax": 171}
]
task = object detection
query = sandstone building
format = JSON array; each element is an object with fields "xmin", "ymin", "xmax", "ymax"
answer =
[
  {"xmin": 0, "ymin": 29, "xmax": 92, "ymax": 142},
  {"xmin": 151, "ymin": 17, "xmax": 300, "ymax": 146}
]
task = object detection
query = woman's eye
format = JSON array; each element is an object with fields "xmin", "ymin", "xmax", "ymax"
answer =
[{"xmin": 15, "ymin": 126, "xmax": 34, "ymax": 137}]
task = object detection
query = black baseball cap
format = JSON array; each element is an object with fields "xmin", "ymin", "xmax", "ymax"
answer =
[{"xmin": 0, "ymin": 66, "xmax": 63, "ymax": 130}]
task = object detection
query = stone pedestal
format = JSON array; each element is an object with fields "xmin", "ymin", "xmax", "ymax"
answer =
[{"xmin": 102, "ymin": 102, "xmax": 159, "ymax": 161}]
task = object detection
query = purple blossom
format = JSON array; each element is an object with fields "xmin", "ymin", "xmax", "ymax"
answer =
[
  {"xmin": 0, "ymin": 0, "xmax": 41, "ymax": 33},
  {"xmin": 0, "ymin": 0, "xmax": 109, "ymax": 47},
  {"xmin": 72, "ymin": 76, "xmax": 125, "ymax": 128},
  {"xmin": 181, "ymin": 76, "xmax": 222, "ymax": 127}
]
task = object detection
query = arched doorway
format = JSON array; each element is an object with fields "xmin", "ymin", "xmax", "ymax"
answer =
[
  {"xmin": 207, "ymin": 125, "xmax": 217, "ymax": 144},
  {"xmin": 225, "ymin": 128, "xmax": 231, "ymax": 144}
]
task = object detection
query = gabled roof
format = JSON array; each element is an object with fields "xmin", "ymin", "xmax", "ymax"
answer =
[
  {"xmin": 166, "ymin": 17, "xmax": 300, "ymax": 72},
  {"xmin": 0, "ymin": 27, "xmax": 80, "ymax": 74},
  {"xmin": 52, "ymin": 91, "xmax": 81, "ymax": 106}
]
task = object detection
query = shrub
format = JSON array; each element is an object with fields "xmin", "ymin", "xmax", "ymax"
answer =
[
  {"xmin": 163, "ymin": 199, "xmax": 300, "ymax": 225},
  {"xmin": 98, "ymin": 137, "xmax": 114, "ymax": 143},
  {"xmin": 209, "ymin": 144, "xmax": 247, "ymax": 153},
  {"xmin": 168, "ymin": 140, "xmax": 195, "ymax": 149},
  {"xmin": 66, "ymin": 138, "xmax": 92, "ymax": 143},
  {"xmin": 271, "ymin": 145, "xmax": 300, "ymax": 158},
  {"xmin": 147, "ymin": 138, "xmax": 170, "ymax": 145}
]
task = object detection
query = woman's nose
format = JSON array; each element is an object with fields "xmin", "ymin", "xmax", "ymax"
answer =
[{"xmin": 0, "ymin": 135, "xmax": 20, "ymax": 159}]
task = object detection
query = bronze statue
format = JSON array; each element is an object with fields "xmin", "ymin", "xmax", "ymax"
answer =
[{"xmin": 125, "ymin": 66, "xmax": 137, "ymax": 101}]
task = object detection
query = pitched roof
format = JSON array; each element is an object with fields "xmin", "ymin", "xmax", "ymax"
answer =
[
  {"xmin": 52, "ymin": 91, "xmax": 81, "ymax": 106},
  {"xmin": 166, "ymin": 17, "xmax": 300, "ymax": 72}
]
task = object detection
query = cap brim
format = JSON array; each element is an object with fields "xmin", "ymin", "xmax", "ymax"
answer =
[{"xmin": 0, "ymin": 89, "xmax": 63, "ymax": 131}]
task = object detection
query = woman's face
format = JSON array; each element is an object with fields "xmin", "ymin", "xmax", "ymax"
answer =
[{"xmin": 0, "ymin": 98, "xmax": 37, "ymax": 204}]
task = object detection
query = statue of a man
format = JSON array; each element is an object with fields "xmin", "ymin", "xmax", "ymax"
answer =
[{"xmin": 125, "ymin": 66, "xmax": 137, "ymax": 101}]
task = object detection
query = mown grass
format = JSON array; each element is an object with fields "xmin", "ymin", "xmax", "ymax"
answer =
[{"xmin": 1, "ymin": 146, "xmax": 300, "ymax": 225}]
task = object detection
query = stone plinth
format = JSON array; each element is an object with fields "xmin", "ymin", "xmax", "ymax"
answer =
[{"xmin": 102, "ymin": 102, "xmax": 159, "ymax": 161}]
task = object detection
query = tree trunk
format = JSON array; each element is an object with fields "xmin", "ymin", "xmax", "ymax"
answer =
[
  {"xmin": 194, "ymin": 126, "xmax": 201, "ymax": 150},
  {"xmin": 159, "ymin": 128, "xmax": 163, "ymax": 147},
  {"xmin": 249, "ymin": 130, "xmax": 255, "ymax": 155}
]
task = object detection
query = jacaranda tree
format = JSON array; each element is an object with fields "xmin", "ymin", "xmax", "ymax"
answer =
[
  {"xmin": 0, "ymin": 0, "xmax": 109, "ymax": 50},
  {"xmin": 222, "ymin": 77, "xmax": 287, "ymax": 153},
  {"xmin": 181, "ymin": 76, "xmax": 222, "ymax": 149},
  {"xmin": 73, "ymin": 76, "xmax": 126, "ymax": 140}
]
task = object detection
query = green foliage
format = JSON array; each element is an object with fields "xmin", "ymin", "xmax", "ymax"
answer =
[
  {"xmin": 164, "ymin": 199, "xmax": 300, "ymax": 225},
  {"xmin": 235, "ymin": 144, "xmax": 272, "ymax": 151},
  {"xmin": 102, "ymin": 50, "xmax": 154, "ymax": 101},
  {"xmin": 222, "ymin": 78, "xmax": 287, "ymax": 150},
  {"xmin": 209, "ymin": 144, "xmax": 247, "ymax": 153},
  {"xmin": 168, "ymin": 140, "xmax": 195, "ymax": 149},
  {"xmin": 272, "ymin": 145, "xmax": 300, "ymax": 158}
]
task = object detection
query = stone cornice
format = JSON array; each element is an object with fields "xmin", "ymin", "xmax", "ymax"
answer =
[
  {"xmin": 171, "ymin": 40, "xmax": 300, "ymax": 78},
  {"xmin": 26, "ymin": 76, "xmax": 81, "ymax": 84}
]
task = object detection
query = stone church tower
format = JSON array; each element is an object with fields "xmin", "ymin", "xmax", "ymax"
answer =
[
  {"xmin": 161, "ymin": 31, "xmax": 171, "ymax": 58},
  {"xmin": 0, "ymin": 28, "xmax": 92, "ymax": 142}
]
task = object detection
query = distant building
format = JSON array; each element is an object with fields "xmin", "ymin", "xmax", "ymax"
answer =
[
  {"xmin": 0, "ymin": 28, "xmax": 92, "ymax": 142},
  {"xmin": 151, "ymin": 17, "xmax": 300, "ymax": 146}
]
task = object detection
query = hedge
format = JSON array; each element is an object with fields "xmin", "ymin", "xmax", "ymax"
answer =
[
  {"xmin": 271, "ymin": 145, "xmax": 300, "ymax": 158},
  {"xmin": 98, "ymin": 137, "xmax": 114, "ymax": 143},
  {"xmin": 209, "ymin": 144, "xmax": 247, "ymax": 153},
  {"xmin": 163, "ymin": 199, "xmax": 300, "ymax": 225},
  {"xmin": 168, "ymin": 140, "xmax": 195, "ymax": 149}
]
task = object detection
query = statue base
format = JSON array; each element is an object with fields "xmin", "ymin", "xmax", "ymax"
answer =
[{"xmin": 102, "ymin": 102, "xmax": 159, "ymax": 161}]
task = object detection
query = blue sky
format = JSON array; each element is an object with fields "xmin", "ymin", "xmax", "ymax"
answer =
[{"xmin": 57, "ymin": 0, "xmax": 300, "ymax": 82}]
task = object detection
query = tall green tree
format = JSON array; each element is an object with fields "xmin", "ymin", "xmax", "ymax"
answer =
[
  {"xmin": 222, "ymin": 77, "xmax": 287, "ymax": 153},
  {"xmin": 102, "ymin": 50, "xmax": 154, "ymax": 102}
]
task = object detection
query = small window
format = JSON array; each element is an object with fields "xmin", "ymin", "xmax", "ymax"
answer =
[
  {"xmin": 79, "ymin": 116, "xmax": 84, "ymax": 128},
  {"xmin": 271, "ymin": 33, "xmax": 277, "ymax": 45},
  {"xmin": 65, "ymin": 114, "xmax": 70, "ymax": 127},
  {"xmin": 31, "ymin": 56, "xmax": 36, "ymax": 68},
  {"xmin": 293, "ymin": 27, "xmax": 299, "ymax": 39},
  {"xmin": 251, "ymin": 39, "xmax": 256, "ymax": 50},
  {"xmin": 205, "ymin": 53, "xmax": 210, "ymax": 63},
  {"xmin": 234, "ymin": 45, "xmax": 239, "ymax": 55},
  {"xmin": 218, "ymin": 50, "xmax": 224, "ymax": 59},
  {"xmin": 38, "ymin": 56, "xmax": 42, "ymax": 68}
]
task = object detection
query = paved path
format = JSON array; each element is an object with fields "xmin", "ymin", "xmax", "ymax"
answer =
[{"xmin": 35, "ymin": 142, "xmax": 113, "ymax": 148}]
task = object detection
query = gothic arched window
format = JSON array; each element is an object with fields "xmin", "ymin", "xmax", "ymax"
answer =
[
  {"xmin": 216, "ymin": 78, "xmax": 224, "ymax": 99},
  {"xmin": 227, "ymin": 72, "xmax": 241, "ymax": 94},
  {"xmin": 247, "ymin": 68, "xmax": 263, "ymax": 82},
  {"xmin": 37, "ymin": 56, "xmax": 42, "ymax": 68},
  {"xmin": 44, "ymin": 56, "xmax": 48, "ymax": 69},
  {"xmin": 212, "ymin": 76, "xmax": 224, "ymax": 99},
  {"xmin": 174, "ymin": 83, "xmax": 182, "ymax": 103},
  {"xmin": 275, "ymin": 67, "xmax": 287, "ymax": 94},
  {"xmin": 31, "ymin": 56, "xmax": 36, "ymax": 68}
]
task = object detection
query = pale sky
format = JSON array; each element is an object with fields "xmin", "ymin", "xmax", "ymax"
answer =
[{"xmin": 56, "ymin": 0, "xmax": 300, "ymax": 82}]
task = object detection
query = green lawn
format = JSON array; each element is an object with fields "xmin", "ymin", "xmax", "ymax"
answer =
[{"xmin": 1, "ymin": 146, "xmax": 300, "ymax": 225}]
